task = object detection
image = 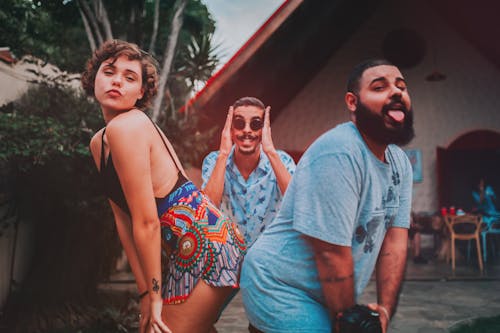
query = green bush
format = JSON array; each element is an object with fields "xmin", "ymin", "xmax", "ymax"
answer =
[
  {"xmin": 162, "ymin": 111, "xmax": 218, "ymax": 168},
  {"xmin": 0, "ymin": 83, "xmax": 100, "ymax": 169},
  {"xmin": 1, "ymin": 85, "xmax": 122, "ymax": 332}
]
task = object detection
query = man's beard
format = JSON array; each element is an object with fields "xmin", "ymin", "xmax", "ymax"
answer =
[{"xmin": 354, "ymin": 98, "xmax": 415, "ymax": 146}]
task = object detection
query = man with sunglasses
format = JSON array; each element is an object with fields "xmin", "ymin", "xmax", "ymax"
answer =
[
  {"xmin": 201, "ymin": 96, "xmax": 296, "ymax": 248},
  {"xmin": 240, "ymin": 60, "xmax": 415, "ymax": 333}
]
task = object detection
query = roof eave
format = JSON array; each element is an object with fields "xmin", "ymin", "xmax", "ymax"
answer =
[{"xmin": 186, "ymin": 0, "xmax": 304, "ymax": 112}]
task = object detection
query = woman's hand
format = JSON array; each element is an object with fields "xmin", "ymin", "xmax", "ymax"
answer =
[
  {"xmin": 148, "ymin": 299, "xmax": 172, "ymax": 333},
  {"xmin": 139, "ymin": 296, "xmax": 151, "ymax": 333}
]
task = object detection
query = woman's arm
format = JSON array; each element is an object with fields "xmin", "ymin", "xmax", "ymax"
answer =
[
  {"xmin": 106, "ymin": 112, "xmax": 170, "ymax": 332},
  {"xmin": 108, "ymin": 201, "xmax": 154, "ymax": 332},
  {"xmin": 108, "ymin": 200, "xmax": 148, "ymax": 294},
  {"xmin": 90, "ymin": 125, "xmax": 161, "ymax": 332}
]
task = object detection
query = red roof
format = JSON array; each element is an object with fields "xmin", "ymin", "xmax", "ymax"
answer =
[{"xmin": 179, "ymin": 0, "xmax": 301, "ymax": 113}]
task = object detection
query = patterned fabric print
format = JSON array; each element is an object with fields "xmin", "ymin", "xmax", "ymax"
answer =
[
  {"xmin": 157, "ymin": 181, "xmax": 246, "ymax": 304},
  {"xmin": 355, "ymin": 218, "xmax": 382, "ymax": 253},
  {"xmin": 356, "ymin": 149, "xmax": 402, "ymax": 252},
  {"xmin": 383, "ymin": 186, "xmax": 397, "ymax": 230}
]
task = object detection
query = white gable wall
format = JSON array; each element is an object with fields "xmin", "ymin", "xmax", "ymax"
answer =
[
  {"xmin": 0, "ymin": 55, "xmax": 81, "ymax": 106},
  {"xmin": 272, "ymin": 0, "xmax": 500, "ymax": 213}
]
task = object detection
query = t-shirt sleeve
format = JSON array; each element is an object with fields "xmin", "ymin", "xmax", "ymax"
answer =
[
  {"xmin": 201, "ymin": 151, "xmax": 218, "ymax": 189},
  {"xmin": 292, "ymin": 153, "xmax": 360, "ymax": 246},
  {"xmin": 278, "ymin": 150, "xmax": 297, "ymax": 175},
  {"xmin": 391, "ymin": 151, "xmax": 412, "ymax": 229}
]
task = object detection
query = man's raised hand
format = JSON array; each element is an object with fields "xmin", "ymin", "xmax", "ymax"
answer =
[
  {"xmin": 220, "ymin": 106, "xmax": 234, "ymax": 156},
  {"xmin": 261, "ymin": 106, "xmax": 276, "ymax": 154}
]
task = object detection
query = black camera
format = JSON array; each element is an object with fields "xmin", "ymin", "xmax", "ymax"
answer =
[{"xmin": 335, "ymin": 304, "xmax": 382, "ymax": 333}]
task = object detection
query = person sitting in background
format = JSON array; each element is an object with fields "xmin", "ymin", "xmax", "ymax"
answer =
[{"xmin": 473, "ymin": 178, "xmax": 500, "ymax": 224}]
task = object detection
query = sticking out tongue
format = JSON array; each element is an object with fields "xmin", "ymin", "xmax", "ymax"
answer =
[{"xmin": 387, "ymin": 110, "xmax": 405, "ymax": 122}]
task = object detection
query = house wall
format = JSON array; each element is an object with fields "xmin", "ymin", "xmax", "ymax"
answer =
[
  {"xmin": 272, "ymin": 0, "xmax": 500, "ymax": 213},
  {"xmin": 0, "ymin": 56, "xmax": 81, "ymax": 106},
  {"xmin": 0, "ymin": 61, "xmax": 33, "ymax": 106}
]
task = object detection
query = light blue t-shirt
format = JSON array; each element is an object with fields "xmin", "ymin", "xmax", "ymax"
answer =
[
  {"xmin": 240, "ymin": 122, "xmax": 412, "ymax": 333},
  {"xmin": 202, "ymin": 146, "xmax": 296, "ymax": 247}
]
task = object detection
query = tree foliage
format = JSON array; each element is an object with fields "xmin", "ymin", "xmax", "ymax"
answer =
[
  {"xmin": 0, "ymin": 85, "xmax": 100, "ymax": 169},
  {"xmin": 0, "ymin": 0, "xmax": 92, "ymax": 72},
  {"xmin": 0, "ymin": 0, "xmax": 217, "ymax": 71},
  {"xmin": 0, "ymin": 84, "xmax": 125, "ymax": 332},
  {"xmin": 1, "ymin": 0, "xmax": 220, "ymax": 124}
]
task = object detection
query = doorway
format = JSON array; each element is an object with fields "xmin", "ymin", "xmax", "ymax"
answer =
[{"xmin": 437, "ymin": 130, "xmax": 500, "ymax": 211}]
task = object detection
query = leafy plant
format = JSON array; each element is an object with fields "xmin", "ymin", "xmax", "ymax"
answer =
[
  {"xmin": 50, "ymin": 297, "xmax": 141, "ymax": 333},
  {"xmin": 0, "ymin": 84, "xmax": 122, "ymax": 332},
  {"xmin": 0, "ymin": 84, "xmax": 100, "ymax": 169},
  {"xmin": 157, "ymin": 105, "xmax": 217, "ymax": 168},
  {"xmin": 1, "ymin": 0, "xmax": 221, "ymax": 127}
]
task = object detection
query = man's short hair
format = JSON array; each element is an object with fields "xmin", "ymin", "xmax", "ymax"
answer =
[
  {"xmin": 232, "ymin": 96, "xmax": 265, "ymax": 110},
  {"xmin": 347, "ymin": 59, "xmax": 394, "ymax": 95}
]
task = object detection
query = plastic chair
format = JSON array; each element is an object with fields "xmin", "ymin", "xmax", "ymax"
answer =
[
  {"xmin": 444, "ymin": 214, "xmax": 483, "ymax": 271},
  {"xmin": 481, "ymin": 214, "xmax": 500, "ymax": 263}
]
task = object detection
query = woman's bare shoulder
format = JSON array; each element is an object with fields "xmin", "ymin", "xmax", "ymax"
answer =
[
  {"xmin": 105, "ymin": 110, "xmax": 154, "ymax": 155},
  {"xmin": 106, "ymin": 109, "xmax": 150, "ymax": 137}
]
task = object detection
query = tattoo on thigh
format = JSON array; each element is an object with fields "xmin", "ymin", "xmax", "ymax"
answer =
[{"xmin": 152, "ymin": 278, "xmax": 160, "ymax": 294}]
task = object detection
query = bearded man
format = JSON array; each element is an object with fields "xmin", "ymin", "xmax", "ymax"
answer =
[{"xmin": 240, "ymin": 59, "xmax": 415, "ymax": 333}]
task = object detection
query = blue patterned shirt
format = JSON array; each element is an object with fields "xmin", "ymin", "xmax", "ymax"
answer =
[{"xmin": 202, "ymin": 146, "xmax": 296, "ymax": 247}]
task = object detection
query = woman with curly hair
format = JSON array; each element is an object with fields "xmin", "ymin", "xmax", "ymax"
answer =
[{"xmin": 83, "ymin": 40, "xmax": 246, "ymax": 333}]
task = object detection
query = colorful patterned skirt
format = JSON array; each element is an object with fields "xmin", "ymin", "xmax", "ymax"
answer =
[{"xmin": 156, "ymin": 181, "xmax": 246, "ymax": 304}]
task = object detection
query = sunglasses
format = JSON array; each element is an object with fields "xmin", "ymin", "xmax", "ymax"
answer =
[{"xmin": 232, "ymin": 117, "xmax": 263, "ymax": 131}]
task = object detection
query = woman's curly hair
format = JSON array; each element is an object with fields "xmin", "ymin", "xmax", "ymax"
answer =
[{"xmin": 81, "ymin": 39, "xmax": 158, "ymax": 109}]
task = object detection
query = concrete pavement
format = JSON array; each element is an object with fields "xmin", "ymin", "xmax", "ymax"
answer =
[
  {"xmin": 101, "ymin": 245, "xmax": 500, "ymax": 332},
  {"xmin": 214, "ymin": 253, "xmax": 500, "ymax": 332},
  {"xmin": 214, "ymin": 280, "xmax": 500, "ymax": 333}
]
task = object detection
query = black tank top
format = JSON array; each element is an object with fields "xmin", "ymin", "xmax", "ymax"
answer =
[{"xmin": 98, "ymin": 118, "xmax": 188, "ymax": 215}]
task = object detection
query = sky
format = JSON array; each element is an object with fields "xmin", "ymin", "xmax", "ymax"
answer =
[{"xmin": 203, "ymin": 0, "xmax": 284, "ymax": 66}]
